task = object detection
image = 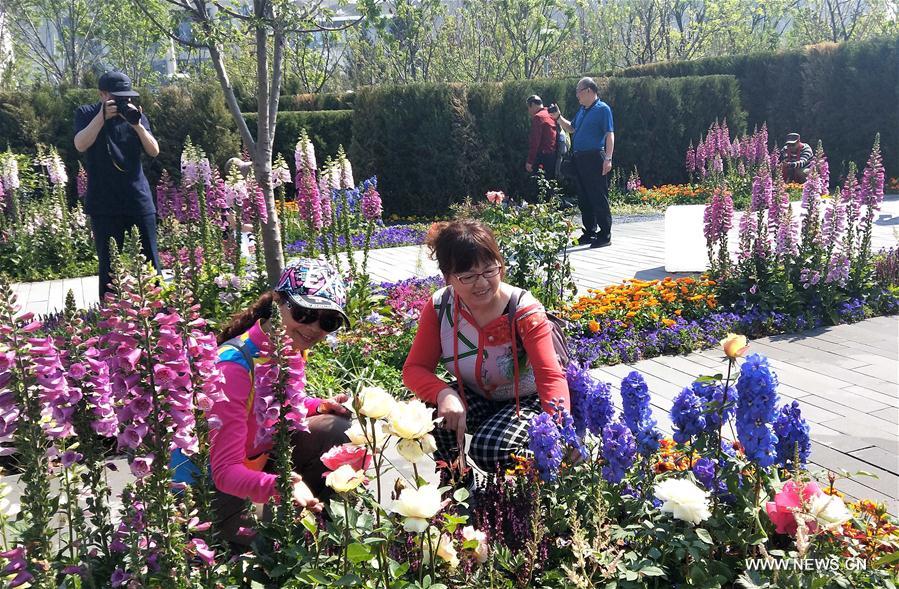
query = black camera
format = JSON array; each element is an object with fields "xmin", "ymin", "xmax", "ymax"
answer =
[
  {"xmin": 547, "ymin": 104, "xmax": 559, "ymax": 114},
  {"xmin": 114, "ymin": 97, "xmax": 142, "ymax": 125}
]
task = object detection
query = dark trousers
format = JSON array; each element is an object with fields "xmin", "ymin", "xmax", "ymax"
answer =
[
  {"xmin": 213, "ymin": 414, "xmax": 351, "ymax": 547},
  {"xmin": 431, "ymin": 393, "xmax": 542, "ymax": 474},
  {"xmin": 90, "ymin": 213, "xmax": 161, "ymax": 299},
  {"xmin": 572, "ymin": 150, "xmax": 612, "ymax": 239}
]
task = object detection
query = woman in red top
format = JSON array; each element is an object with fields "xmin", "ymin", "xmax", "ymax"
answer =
[{"xmin": 402, "ymin": 220, "xmax": 570, "ymax": 477}]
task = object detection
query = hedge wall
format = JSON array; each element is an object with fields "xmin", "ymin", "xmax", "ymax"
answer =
[
  {"xmin": 244, "ymin": 110, "xmax": 354, "ymax": 169},
  {"xmin": 349, "ymin": 75, "xmax": 745, "ymax": 215},
  {"xmin": 608, "ymin": 36, "xmax": 899, "ymax": 181}
]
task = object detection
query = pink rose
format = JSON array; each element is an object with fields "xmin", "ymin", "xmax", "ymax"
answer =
[
  {"xmin": 486, "ymin": 190, "xmax": 505, "ymax": 204},
  {"xmin": 765, "ymin": 480, "xmax": 822, "ymax": 536},
  {"xmin": 321, "ymin": 443, "xmax": 373, "ymax": 472}
]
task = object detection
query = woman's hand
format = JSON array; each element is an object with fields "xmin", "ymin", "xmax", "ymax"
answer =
[
  {"xmin": 318, "ymin": 393, "xmax": 350, "ymax": 416},
  {"xmin": 437, "ymin": 388, "xmax": 467, "ymax": 468},
  {"xmin": 290, "ymin": 473, "xmax": 322, "ymax": 512}
]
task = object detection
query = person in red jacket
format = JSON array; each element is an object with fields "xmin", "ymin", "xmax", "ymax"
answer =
[
  {"xmin": 526, "ymin": 94, "xmax": 558, "ymax": 181},
  {"xmin": 402, "ymin": 220, "xmax": 570, "ymax": 481}
]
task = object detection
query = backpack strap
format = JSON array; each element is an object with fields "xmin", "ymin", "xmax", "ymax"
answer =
[
  {"xmin": 436, "ymin": 287, "xmax": 453, "ymax": 328},
  {"xmin": 219, "ymin": 336, "xmax": 257, "ymax": 412},
  {"xmin": 507, "ymin": 287, "xmax": 526, "ymax": 417}
]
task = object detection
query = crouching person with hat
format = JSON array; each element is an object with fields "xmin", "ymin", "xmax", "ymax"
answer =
[
  {"xmin": 780, "ymin": 132, "xmax": 814, "ymax": 183},
  {"xmin": 200, "ymin": 259, "xmax": 353, "ymax": 550}
]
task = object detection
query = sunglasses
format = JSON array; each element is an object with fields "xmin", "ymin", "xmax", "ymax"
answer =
[{"xmin": 283, "ymin": 299, "xmax": 344, "ymax": 333}]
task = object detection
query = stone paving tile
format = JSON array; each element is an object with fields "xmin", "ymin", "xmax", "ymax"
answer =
[
  {"xmin": 808, "ymin": 442, "xmax": 898, "ymax": 509},
  {"xmin": 850, "ymin": 446, "xmax": 899, "ymax": 477}
]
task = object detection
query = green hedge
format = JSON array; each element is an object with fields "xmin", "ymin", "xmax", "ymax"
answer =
[
  {"xmin": 608, "ymin": 36, "xmax": 898, "ymax": 180},
  {"xmin": 348, "ymin": 76, "xmax": 745, "ymax": 215},
  {"xmin": 244, "ymin": 110, "xmax": 354, "ymax": 168}
]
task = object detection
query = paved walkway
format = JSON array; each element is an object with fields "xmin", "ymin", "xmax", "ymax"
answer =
[{"xmin": 6, "ymin": 198, "xmax": 899, "ymax": 514}]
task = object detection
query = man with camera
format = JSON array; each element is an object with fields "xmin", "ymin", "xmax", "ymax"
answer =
[
  {"xmin": 525, "ymin": 95, "xmax": 558, "ymax": 181},
  {"xmin": 549, "ymin": 77, "xmax": 615, "ymax": 248},
  {"xmin": 74, "ymin": 71, "xmax": 160, "ymax": 299}
]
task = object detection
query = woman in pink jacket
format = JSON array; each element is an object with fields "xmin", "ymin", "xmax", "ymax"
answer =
[{"xmin": 208, "ymin": 259, "xmax": 352, "ymax": 545}]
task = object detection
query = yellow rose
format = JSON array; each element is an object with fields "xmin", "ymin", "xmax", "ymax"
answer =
[
  {"xmin": 325, "ymin": 464, "xmax": 365, "ymax": 493},
  {"xmin": 387, "ymin": 399, "xmax": 435, "ymax": 439},
  {"xmin": 357, "ymin": 386, "xmax": 396, "ymax": 419},
  {"xmin": 422, "ymin": 529, "xmax": 459, "ymax": 568},
  {"xmin": 396, "ymin": 434, "xmax": 437, "ymax": 463},
  {"xmin": 461, "ymin": 525, "xmax": 489, "ymax": 563},
  {"xmin": 720, "ymin": 333, "xmax": 748, "ymax": 359}
]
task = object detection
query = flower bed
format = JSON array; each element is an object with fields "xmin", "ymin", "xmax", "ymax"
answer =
[{"xmin": 285, "ymin": 223, "xmax": 427, "ymax": 255}]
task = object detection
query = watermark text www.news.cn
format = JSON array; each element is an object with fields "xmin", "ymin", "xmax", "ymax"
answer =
[{"xmin": 745, "ymin": 557, "xmax": 867, "ymax": 572}]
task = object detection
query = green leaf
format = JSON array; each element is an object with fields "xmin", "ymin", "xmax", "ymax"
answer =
[
  {"xmin": 453, "ymin": 487, "xmax": 470, "ymax": 503},
  {"xmin": 640, "ymin": 565, "xmax": 666, "ymax": 577},
  {"xmin": 334, "ymin": 573, "xmax": 363, "ymax": 586},
  {"xmin": 346, "ymin": 542, "xmax": 373, "ymax": 564},
  {"xmin": 875, "ymin": 550, "xmax": 899, "ymax": 567},
  {"xmin": 695, "ymin": 527, "xmax": 714, "ymax": 544}
]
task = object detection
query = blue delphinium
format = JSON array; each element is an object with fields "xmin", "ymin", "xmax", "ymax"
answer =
[
  {"xmin": 566, "ymin": 362, "xmax": 592, "ymax": 437},
  {"xmin": 620, "ymin": 371, "xmax": 660, "ymax": 455},
  {"xmin": 773, "ymin": 400, "xmax": 811, "ymax": 470},
  {"xmin": 691, "ymin": 380, "xmax": 738, "ymax": 430},
  {"xmin": 600, "ymin": 421, "xmax": 636, "ymax": 484},
  {"xmin": 527, "ymin": 413, "xmax": 563, "ymax": 482},
  {"xmin": 735, "ymin": 354, "xmax": 780, "ymax": 467},
  {"xmin": 670, "ymin": 386, "xmax": 706, "ymax": 444},
  {"xmin": 692, "ymin": 457, "xmax": 728, "ymax": 495},
  {"xmin": 555, "ymin": 408, "xmax": 587, "ymax": 459},
  {"xmin": 566, "ymin": 362, "xmax": 614, "ymax": 437}
]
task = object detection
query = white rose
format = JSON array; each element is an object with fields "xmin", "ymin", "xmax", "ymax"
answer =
[
  {"xmin": 346, "ymin": 420, "xmax": 389, "ymax": 449},
  {"xmin": 396, "ymin": 434, "xmax": 437, "ymax": 464},
  {"xmin": 392, "ymin": 484, "xmax": 443, "ymax": 533},
  {"xmin": 422, "ymin": 530, "xmax": 459, "ymax": 568},
  {"xmin": 654, "ymin": 478, "xmax": 712, "ymax": 525},
  {"xmin": 387, "ymin": 399, "xmax": 435, "ymax": 439},
  {"xmin": 357, "ymin": 386, "xmax": 396, "ymax": 419},
  {"xmin": 462, "ymin": 525, "xmax": 489, "ymax": 563},
  {"xmin": 808, "ymin": 493, "xmax": 852, "ymax": 530},
  {"xmin": 325, "ymin": 464, "xmax": 365, "ymax": 493}
]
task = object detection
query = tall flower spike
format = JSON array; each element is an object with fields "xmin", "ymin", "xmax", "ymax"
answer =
[
  {"xmin": 773, "ymin": 400, "xmax": 810, "ymax": 470},
  {"xmin": 735, "ymin": 354, "xmax": 780, "ymax": 468},
  {"xmin": 620, "ymin": 371, "xmax": 660, "ymax": 455},
  {"xmin": 527, "ymin": 412, "xmax": 563, "ymax": 482},
  {"xmin": 601, "ymin": 420, "xmax": 636, "ymax": 484}
]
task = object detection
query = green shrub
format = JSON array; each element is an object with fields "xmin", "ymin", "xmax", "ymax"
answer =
[
  {"xmin": 277, "ymin": 91, "xmax": 357, "ymax": 111},
  {"xmin": 244, "ymin": 109, "xmax": 354, "ymax": 172},
  {"xmin": 146, "ymin": 83, "xmax": 241, "ymax": 184},
  {"xmin": 609, "ymin": 35, "xmax": 899, "ymax": 180},
  {"xmin": 347, "ymin": 75, "xmax": 743, "ymax": 215}
]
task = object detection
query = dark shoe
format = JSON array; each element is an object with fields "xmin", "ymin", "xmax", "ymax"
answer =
[
  {"xmin": 590, "ymin": 237, "xmax": 612, "ymax": 248},
  {"xmin": 577, "ymin": 234, "xmax": 596, "ymax": 246}
]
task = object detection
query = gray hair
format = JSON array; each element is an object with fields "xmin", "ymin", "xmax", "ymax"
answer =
[{"xmin": 576, "ymin": 77, "xmax": 599, "ymax": 93}]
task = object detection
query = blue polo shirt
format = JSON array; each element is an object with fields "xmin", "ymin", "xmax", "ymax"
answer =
[
  {"xmin": 571, "ymin": 99, "xmax": 614, "ymax": 153},
  {"xmin": 74, "ymin": 103, "xmax": 156, "ymax": 217}
]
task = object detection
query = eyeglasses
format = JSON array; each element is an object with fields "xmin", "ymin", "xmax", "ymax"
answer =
[
  {"xmin": 455, "ymin": 266, "xmax": 502, "ymax": 285},
  {"xmin": 575, "ymin": 87, "xmax": 586, "ymax": 94},
  {"xmin": 283, "ymin": 299, "xmax": 344, "ymax": 333}
]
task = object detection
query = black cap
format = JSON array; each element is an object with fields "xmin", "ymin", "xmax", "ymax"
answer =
[
  {"xmin": 526, "ymin": 94, "xmax": 543, "ymax": 106},
  {"xmin": 785, "ymin": 133, "xmax": 800, "ymax": 144},
  {"xmin": 98, "ymin": 71, "xmax": 139, "ymax": 97}
]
